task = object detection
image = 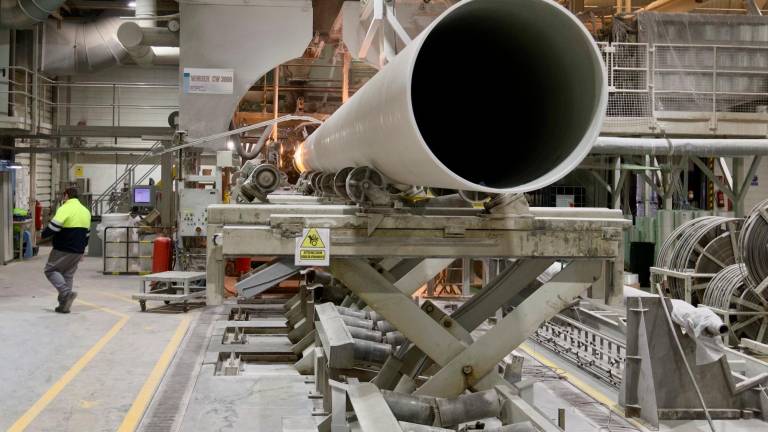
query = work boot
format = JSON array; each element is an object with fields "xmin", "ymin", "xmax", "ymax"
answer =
[
  {"xmin": 54, "ymin": 306, "xmax": 70, "ymax": 314},
  {"xmin": 61, "ymin": 291, "xmax": 78, "ymax": 313},
  {"xmin": 55, "ymin": 293, "xmax": 68, "ymax": 313}
]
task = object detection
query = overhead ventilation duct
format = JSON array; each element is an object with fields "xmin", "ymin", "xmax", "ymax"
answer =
[
  {"xmin": 0, "ymin": 0, "xmax": 64, "ymax": 28},
  {"xmin": 295, "ymin": 0, "xmax": 607, "ymax": 193},
  {"xmin": 42, "ymin": 18, "xmax": 131, "ymax": 75},
  {"xmin": 42, "ymin": 19, "xmax": 179, "ymax": 74},
  {"xmin": 116, "ymin": 21, "xmax": 180, "ymax": 66},
  {"xmin": 117, "ymin": 22, "xmax": 179, "ymax": 49},
  {"xmin": 120, "ymin": 0, "xmax": 156, "ymax": 65}
]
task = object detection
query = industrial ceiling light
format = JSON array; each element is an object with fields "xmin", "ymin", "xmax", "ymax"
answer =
[
  {"xmin": 226, "ymin": 140, "xmax": 235, "ymax": 151},
  {"xmin": 128, "ymin": 1, "xmax": 136, "ymax": 8},
  {"xmin": 0, "ymin": 161, "xmax": 22, "ymax": 171}
]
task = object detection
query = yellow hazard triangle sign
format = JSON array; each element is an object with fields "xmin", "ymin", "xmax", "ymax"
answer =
[
  {"xmin": 295, "ymin": 227, "xmax": 330, "ymax": 266},
  {"xmin": 300, "ymin": 228, "xmax": 326, "ymax": 248}
]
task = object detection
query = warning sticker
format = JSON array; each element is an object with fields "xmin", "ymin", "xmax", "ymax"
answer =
[{"xmin": 295, "ymin": 228, "xmax": 330, "ymax": 266}]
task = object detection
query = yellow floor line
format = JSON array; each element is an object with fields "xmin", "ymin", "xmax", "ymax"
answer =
[
  {"xmin": 7, "ymin": 309, "xmax": 130, "ymax": 432},
  {"xmin": 519, "ymin": 342, "xmax": 650, "ymax": 431},
  {"xmin": 89, "ymin": 290, "xmax": 137, "ymax": 305},
  {"xmin": 116, "ymin": 317, "xmax": 191, "ymax": 432},
  {"xmin": 77, "ymin": 298, "xmax": 129, "ymax": 318}
]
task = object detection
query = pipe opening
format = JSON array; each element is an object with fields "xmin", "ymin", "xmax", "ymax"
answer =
[{"xmin": 411, "ymin": 0, "xmax": 604, "ymax": 190}]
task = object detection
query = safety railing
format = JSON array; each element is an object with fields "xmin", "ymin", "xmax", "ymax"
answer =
[
  {"xmin": 602, "ymin": 42, "xmax": 768, "ymax": 135},
  {"xmin": 0, "ymin": 66, "xmax": 56, "ymax": 131},
  {"xmin": 0, "ymin": 66, "xmax": 178, "ymax": 133},
  {"xmin": 2, "ymin": 44, "xmax": 766, "ymax": 138}
]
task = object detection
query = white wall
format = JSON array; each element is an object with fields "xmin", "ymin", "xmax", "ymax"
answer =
[
  {"xmin": 63, "ymin": 65, "xmax": 179, "ymax": 148},
  {"xmin": 14, "ymin": 142, "xmax": 53, "ymax": 209},
  {"xmin": 60, "ymin": 66, "xmax": 178, "ymax": 194},
  {"xmin": 70, "ymin": 163, "xmax": 160, "ymax": 196}
]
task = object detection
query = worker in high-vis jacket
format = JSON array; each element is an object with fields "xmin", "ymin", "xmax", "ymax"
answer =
[{"xmin": 41, "ymin": 187, "xmax": 91, "ymax": 313}]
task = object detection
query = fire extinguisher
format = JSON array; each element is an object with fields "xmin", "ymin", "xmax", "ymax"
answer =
[
  {"xmin": 35, "ymin": 200, "xmax": 42, "ymax": 230},
  {"xmin": 716, "ymin": 190, "xmax": 725, "ymax": 208},
  {"xmin": 152, "ymin": 237, "xmax": 173, "ymax": 273}
]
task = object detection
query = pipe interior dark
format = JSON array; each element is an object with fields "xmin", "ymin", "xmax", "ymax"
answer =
[{"xmin": 411, "ymin": 0, "xmax": 601, "ymax": 189}]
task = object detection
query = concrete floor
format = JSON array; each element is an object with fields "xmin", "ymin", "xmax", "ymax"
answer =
[
  {"xmin": 0, "ymin": 246, "xmax": 199, "ymax": 432},
  {"xmin": 4, "ymin": 248, "xmax": 765, "ymax": 432}
]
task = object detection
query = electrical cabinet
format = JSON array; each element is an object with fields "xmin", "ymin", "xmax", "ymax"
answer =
[{"xmin": 178, "ymin": 189, "xmax": 218, "ymax": 237}]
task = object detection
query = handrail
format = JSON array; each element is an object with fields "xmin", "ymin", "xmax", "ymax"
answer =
[
  {"xmin": 90, "ymin": 142, "xmax": 163, "ymax": 215},
  {"xmin": 135, "ymin": 163, "xmax": 160, "ymax": 185},
  {"xmin": 0, "ymin": 66, "xmax": 179, "ymax": 135}
]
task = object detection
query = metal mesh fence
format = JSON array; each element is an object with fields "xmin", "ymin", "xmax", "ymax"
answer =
[
  {"xmin": 605, "ymin": 43, "xmax": 653, "ymax": 130},
  {"xmin": 603, "ymin": 42, "xmax": 768, "ymax": 133}
]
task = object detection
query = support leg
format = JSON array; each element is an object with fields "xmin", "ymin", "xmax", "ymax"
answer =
[{"xmin": 415, "ymin": 261, "xmax": 602, "ymax": 397}]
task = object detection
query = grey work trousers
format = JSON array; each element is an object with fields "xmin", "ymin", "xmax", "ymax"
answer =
[{"xmin": 44, "ymin": 249, "xmax": 82, "ymax": 301}]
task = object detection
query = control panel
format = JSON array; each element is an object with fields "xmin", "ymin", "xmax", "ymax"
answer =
[{"xmin": 179, "ymin": 189, "xmax": 218, "ymax": 237}]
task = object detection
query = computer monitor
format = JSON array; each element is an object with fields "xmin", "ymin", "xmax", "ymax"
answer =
[{"xmin": 131, "ymin": 185, "xmax": 155, "ymax": 207}]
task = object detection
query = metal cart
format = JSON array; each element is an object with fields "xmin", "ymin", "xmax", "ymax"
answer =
[{"xmin": 132, "ymin": 271, "xmax": 206, "ymax": 312}]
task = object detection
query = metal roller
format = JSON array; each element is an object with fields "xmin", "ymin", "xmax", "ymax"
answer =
[
  {"xmin": 655, "ymin": 216, "xmax": 741, "ymax": 304},
  {"xmin": 702, "ymin": 264, "xmax": 768, "ymax": 343},
  {"xmin": 739, "ymin": 198, "xmax": 768, "ymax": 291},
  {"xmin": 384, "ymin": 331, "xmax": 407, "ymax": 347},
  {"xmin": 340, "ymin": 315, "xmax": 375, "ymax": 330},
  {"xmin": 294, "ymin": 0, "xmax": 606, "ymax": 193},
  {"xmin": 434, "ymin": 390, "xmax": 502, "ymax": 427},
  {"xmin": 352, "ymin": 338, "xmax": 392, "ymax": 364}
]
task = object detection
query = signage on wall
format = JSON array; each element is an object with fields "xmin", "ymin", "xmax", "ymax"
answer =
[
  {"xmin": 74, "ymin": 165, "xmax": 84, "ymax": 177},
  {"xmin": 182, "ymin": 68, "xmax": 234, "ymax": 94}
]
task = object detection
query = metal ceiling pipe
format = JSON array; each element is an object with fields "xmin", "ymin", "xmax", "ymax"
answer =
[
  {"xmin": 135, "ymin": 0, "xmax": 155, "ymax": 26},
  {"xmin": 593, "ymin": 137, "xmax": 768, "ymax": 156},
  {"xmin": 0, "ymin": 0, "xmax": 64, "ymax": 28},
  {"xmin": 296, "ymin": 0, "xmax": 606, "ymax": 193},
  {"xmin": 118, "ymin": 0, "xmax": 161, "ymax": 66},
  {"xmin": 117, "ymin": 22, "xmax": 179, "ymax": 48}
]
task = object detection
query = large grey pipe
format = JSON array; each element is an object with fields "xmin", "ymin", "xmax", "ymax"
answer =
[
  {"xmin": 297, "ymin": 0, "xmax": 606, "ymax": 193},
  {"xmin": 0, "ymin": 0, "xmax": 64, "ymax": 28},
  {"xmin": 594, "ymin": 137, "xmax": 768, "ymax": 156}
]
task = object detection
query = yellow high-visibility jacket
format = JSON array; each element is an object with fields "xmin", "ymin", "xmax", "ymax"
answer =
[{"xmin": 42, "ymin": 198, "xmax": 92, "ymax": 254}]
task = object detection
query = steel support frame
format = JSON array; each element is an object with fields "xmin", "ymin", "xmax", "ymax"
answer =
[
  {"xmin": 206, "ymin": 202, "xmax": 626, "ymax": 305},
  {"xmin": 357, "ymin": 0, "xmax": 412, "ymax": 66},
  {"xmin": 369, "ymin": 258, "xmax": 558, "ymax": 390},
  {"xmin": 330, "ymin": 258, "xmax": 603, "ymax": 398}
]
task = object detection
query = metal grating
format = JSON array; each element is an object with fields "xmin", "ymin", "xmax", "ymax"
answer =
[{"xmin": 137, "ymin": 308, "xmax": 218, "ymax": 432}]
